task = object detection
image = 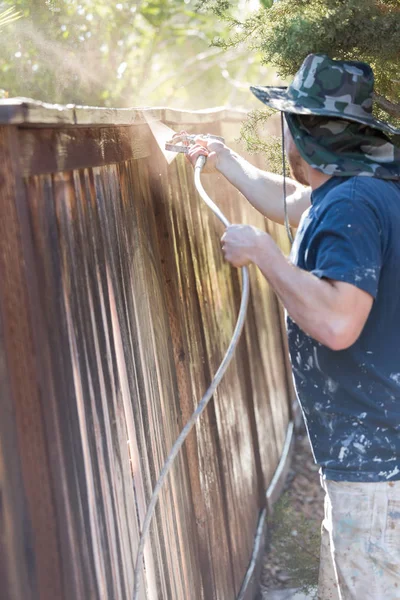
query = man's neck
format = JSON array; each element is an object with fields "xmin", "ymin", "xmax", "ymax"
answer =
[{"xmin": 307, "ymin": 165, "xmax": 332, "ymax": 191}]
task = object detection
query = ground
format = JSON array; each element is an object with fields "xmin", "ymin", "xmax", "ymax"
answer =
[{"xmin": 258, "ymin": 429, "xmax": 325, "ymax": 599}]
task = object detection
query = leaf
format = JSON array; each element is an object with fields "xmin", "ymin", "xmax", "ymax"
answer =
[
  {"xmin": 0, "ymin": 6, "xmax": 21, "ymax": 29},
  {"xmin": 259, "ymin": 0, "xmax": 273, "ymax": 8}
]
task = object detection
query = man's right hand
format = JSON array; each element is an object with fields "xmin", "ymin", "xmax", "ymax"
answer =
[
  {"xmin": 187, "ymin": 136, "xmax": 226, "ymax": 173},
  {"xmin": 172, "ymin": 131, "xmax": 226, "ymax": 174}
]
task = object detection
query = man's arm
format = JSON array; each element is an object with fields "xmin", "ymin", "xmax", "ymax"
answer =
[
  {"xmin": 187, "ymin": 138, "xmax": 311, "ymax": 228},
  {"xmin": 221, "ymin": 225, "xmax": 373, "ymax": 351}
]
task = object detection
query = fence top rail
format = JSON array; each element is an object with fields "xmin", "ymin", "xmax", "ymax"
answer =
[{"xmin": 0, "ymin": 97, "xmax": 248, "ymax": 127}]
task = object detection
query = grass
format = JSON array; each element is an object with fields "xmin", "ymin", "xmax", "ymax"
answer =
[{"xmin": 266, "ymin": 492, "xmax": 320, "ymax": 598}]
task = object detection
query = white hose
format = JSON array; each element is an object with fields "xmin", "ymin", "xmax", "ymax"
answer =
[{"xmin": 132, "ymin": 155, "xmax": 250, "ymax": 600}]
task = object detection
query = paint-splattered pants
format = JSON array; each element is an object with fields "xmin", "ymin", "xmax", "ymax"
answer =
[{"xmin": 318, "ymin": 479, "xmax": 400, "ymax": 599}]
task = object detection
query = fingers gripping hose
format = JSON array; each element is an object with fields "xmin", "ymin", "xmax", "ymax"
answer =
[{"xmin": 132, "ymin": 155, "xmax": 250, "ymax": 600}]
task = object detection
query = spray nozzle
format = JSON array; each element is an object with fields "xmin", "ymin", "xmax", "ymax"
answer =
[{"xmin": 165, "ymin": 133, "xmax": 224, "ymax": 154}]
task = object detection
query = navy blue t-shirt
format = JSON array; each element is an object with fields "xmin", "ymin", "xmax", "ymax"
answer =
[{"xmin": 288, "ymin": 176, "xmax": 400, "ymax": 482}]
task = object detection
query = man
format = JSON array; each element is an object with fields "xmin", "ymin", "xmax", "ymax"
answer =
[{"xmin": 186, "ymin": 55, "xmax": 400, "ymax": 599}]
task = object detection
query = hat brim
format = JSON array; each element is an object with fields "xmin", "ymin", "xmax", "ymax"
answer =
[{"xmin": 250, "ymin": 85, "xmax": 400, "ymax": 137}]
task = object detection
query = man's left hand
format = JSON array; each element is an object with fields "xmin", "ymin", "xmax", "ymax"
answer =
[{"xmin": 221, "ymin": 224, "xmax": 268, "ymax": 268}]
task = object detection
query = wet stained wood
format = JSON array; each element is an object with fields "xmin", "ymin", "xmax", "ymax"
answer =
[
  {"xmin": 0, "ymin": 277, "xmax": 36, "ymax": 600},
  {"xmin": 18, "ymin": 125, "xmax": 152, "ymax": 176},
  {"xmin": 0, "ymin": 126, "xmax": 63, "ymax": 600},
  {"xmin": 0, "ymin": 104, "xmax": 295, "ymax": 600}
]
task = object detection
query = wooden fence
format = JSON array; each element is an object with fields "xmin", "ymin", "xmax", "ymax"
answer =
[{"xmin": 0, "ymin": 100, "xmax": 295, "ymax": 600}]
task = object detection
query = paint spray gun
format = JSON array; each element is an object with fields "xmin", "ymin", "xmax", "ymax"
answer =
[
  {"xmin": 165, "ymin": 132, "xmax": 231, "ymax": 226},
  {"xmin": 165, "ymin": 132, "xmax": 225, "ymax": 155}
]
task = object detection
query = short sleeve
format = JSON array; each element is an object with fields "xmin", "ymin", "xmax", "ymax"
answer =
[{"xmin": 308, "ymin": 197, "xmax": 383, "ymax": 298}]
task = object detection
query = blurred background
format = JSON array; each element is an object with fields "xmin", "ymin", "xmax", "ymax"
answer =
[{"xmin": 0, "ymin": 0, "xmax": 284, "ymax": 109}]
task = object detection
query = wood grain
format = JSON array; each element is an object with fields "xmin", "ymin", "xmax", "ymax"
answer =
[
  {"xmin": 0, "ymin": 126, "xmax": 63, "ymax": 600},
  {"xmin": 0, "ymin": 105, "xmax": 295, "ymax": 599}
]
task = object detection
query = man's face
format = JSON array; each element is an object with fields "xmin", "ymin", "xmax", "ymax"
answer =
[{"xmin": 284, "ymin": 120, "xmax": 309, "ymax": 186}]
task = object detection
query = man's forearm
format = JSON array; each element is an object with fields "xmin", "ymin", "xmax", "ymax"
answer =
[
  {"xmin": 251, "ymin": 238, "xmax": 359, "ymax": 351},
  {"xmin": 216, "ymin": 146, "xmax": 311, "ymax": 228}
]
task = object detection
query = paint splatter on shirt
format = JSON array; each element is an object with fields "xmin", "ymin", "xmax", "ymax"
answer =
[{"xmin": 288, "ymin": 176, "xmax": 400, "ymax": 482}]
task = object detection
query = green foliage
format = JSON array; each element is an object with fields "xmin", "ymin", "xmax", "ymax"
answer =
[
  {"xmin": 260, "ymin": 0, "xmax": 400, "ymax": 105},
  {"xmin": 259, "ymin": 0, "xmax": 273, "ymax": 9},
  {"xmin": 268, "ymin": 493, "xmax": 320, "ymax": 597},
  {"xmin": 199, "ymin": 0, "xmax": 400, "ymax": 123},
  {"xmin": 239, "ymin": 108, "xmax": 290, "ymax": 176},
  {"xmin": 0, "ymin": 0, "xmax": 274, "ymax": 108}
]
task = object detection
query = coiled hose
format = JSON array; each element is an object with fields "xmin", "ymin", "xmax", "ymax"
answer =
[{"xmin": 132, "ymin": 155, "xmax": 250, "ymax": 600}]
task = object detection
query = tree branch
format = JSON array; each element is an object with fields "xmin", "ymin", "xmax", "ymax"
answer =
[{"xmin": 373, "ymin": 93, "xmax": 400, "ymax": 118}]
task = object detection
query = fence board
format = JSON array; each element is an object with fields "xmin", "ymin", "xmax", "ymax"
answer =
[{"xmin": 0, "ymin": 101, "xmax": 295, "ymax": 600}]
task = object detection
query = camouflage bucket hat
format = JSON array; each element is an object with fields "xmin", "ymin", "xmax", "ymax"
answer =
[
  {"xmin": 251, "ymin": 54, "xmax": 400, "ymax": 180},
  {"xmin": 250, "ymin": 54, "xmax": 400, "ymax": 136},
  {"xmin": 285, "ymin": 112, "xmax": 400, "ymax": 179}
]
